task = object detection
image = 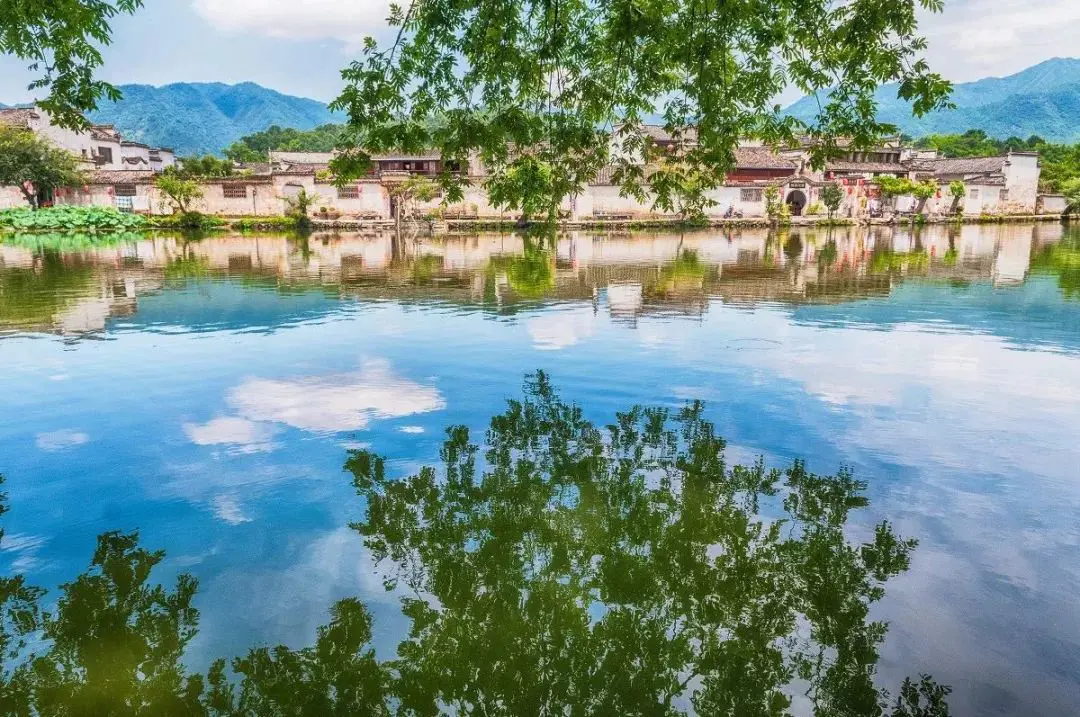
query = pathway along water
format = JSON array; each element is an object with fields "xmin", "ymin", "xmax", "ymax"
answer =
[{"xmin": 0, "ymin": 223, "xmax": 1078, "ymax": 715}]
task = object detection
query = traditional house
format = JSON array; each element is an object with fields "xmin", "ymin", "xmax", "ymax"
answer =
[
  {"xmin": 0, "ymin": 106, "xmax": 177, "ymax": 209},
  {"xmin": 919, "ymin": 153, "xmax": 1040, "ymax": 214}
]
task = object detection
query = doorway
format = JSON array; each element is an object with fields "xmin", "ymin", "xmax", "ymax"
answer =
[{"xmin": 785, "ymin": 190, "xmax": 807, "ymax": 216}]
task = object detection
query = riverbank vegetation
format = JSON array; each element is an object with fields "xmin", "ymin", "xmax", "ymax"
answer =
[
  {"xmin": 0, "ymin": 206, "xmax": 147, "ymax": 233},
  {"xmin": 0, "ymin": 376, "xmax": 950, "ymax": 715}
]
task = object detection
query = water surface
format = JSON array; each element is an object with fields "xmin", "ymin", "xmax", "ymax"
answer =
[{"xmin": 1, "ymin": 223, "xmax": 1078, "ymax": 715}]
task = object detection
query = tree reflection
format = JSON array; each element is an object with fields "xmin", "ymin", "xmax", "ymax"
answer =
[
  {"xmin": 0, "ymin": 377, "xmax": 950, "ymax": 715},
  {"xmin": 1031, "ymin": 230, "xmax": 1080, "ymax": 299},
  {"xmin": 347, "ymin": 373, "xmax": 948, "ymax": 716}
]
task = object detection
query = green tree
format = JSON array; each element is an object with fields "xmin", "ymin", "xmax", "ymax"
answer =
[
  {"xmin": 155, "ymin": 175, "xmax": 204, "ymax": 215},
  {"xmin": 330, "ymin": 0, "xmax": 951, "ymax": 221},
  {"xmin": 764, "ymin": 184, "xmax": 783, "ymax": 224},
  {"xmin": 0, "ymin": 1, "xmax": 143, "ymax": 128},
  {"xmin": 915, "ymin": 129, "xmax": 1002, "ymax": 158},
  {"xmin": 347, "ymin": 372, "xmax": 951, "ymax": 716},
  {"xmin": 911, "ymin": 179, "xmax": 938, "ymax": 214},
  {"xmin": 948, "ymin": 180, "xmax": 966, "ymax": 215},
  {"xmin": 875, "ymin": 176, "xmax": 916, "ymax": 210},
  {"xmin": 387, "ymin": 174, "xmax": 440, "ymax": 237},
  {"xmin": 175, "ymin": 156, "xmax": 235, "ymax": 179},
  {"xmin": 282, "ymin": 188, "xmax": 319, "ymax": 232},
  {"xmin": 0, "ymin": 125, "xmax": 87, "ymax": 208},
  {"xmin": 224, "ymin": 124, "xmax": 344, "ymax": 163},
  {"xmin": 821, "ymin": 182, "xmax": 844, "ymax": 220},
  {"xmin": 1062, "ymin": 177, "xmax": 1080, "ymax": 215}
]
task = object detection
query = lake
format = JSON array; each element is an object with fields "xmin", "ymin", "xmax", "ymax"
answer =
[{"xmin": 1, "ymin": 223, "xmax": 1078, "ymax": 715}]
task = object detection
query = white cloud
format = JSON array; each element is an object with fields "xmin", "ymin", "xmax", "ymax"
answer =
[
  {"xmin": 398, "ymin": 426, "xmax": 425, "ymax": 434},
  {"xmin": 228, "ymin": 359, "xmax": 445, "ymax": 434},
  {"xmin": 0, "ymin": 533, "xmax": 47, "ymax": 572},
  {"xmin": 183, "ymin": 417, "xmax": 279, "ymax": 454},
  {"xmin": 192, "ymin": 0, "xmax": 392, "ymax": 46},
  {"xmin": 917, "ymin": 0, "xmax": 1080, "ymax": 82},
  {"xmin": 35, "ymin": 430, "xmax": 89, "ymax": 452},
  {"xmin": 527, "ymin": 308, "xmax": 597, "ymax": 351},
  {"xmin": 211, "ymin": 495, "xmax": 253, "ymax": 525}
]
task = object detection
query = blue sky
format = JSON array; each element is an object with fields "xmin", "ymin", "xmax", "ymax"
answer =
[{"xmin": 1, "ymin": 0, "xmax": 1078, "ymax": 106}]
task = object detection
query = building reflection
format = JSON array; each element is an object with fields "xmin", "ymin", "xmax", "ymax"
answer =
[{"xmin": 0, "ymin": 222, "xmax": 1070, "ymax": 336}]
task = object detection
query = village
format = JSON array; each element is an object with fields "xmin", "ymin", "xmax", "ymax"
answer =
[{"xmin": 0, "ymin": 104, "xmax": 1069, "ymax": 223}]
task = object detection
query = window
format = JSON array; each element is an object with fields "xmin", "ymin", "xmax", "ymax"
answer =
[
  {"xmin": 741, "ymin": 188, "xmax": 763, "ymax": 202},
  {"xmin": 114, "ymin": 184, "xmax": 137, "ymax": 197},
  {"xmin": 969, "ymin": 188, "xmax": 979, "ymax": 200},
  {"xmin": 338, "ymin": 185, "xmax": 360, "ymax": 199},
  {"xmin": 222, "ymin": 185, "xmax": 248, "ymax": 199},
  {"xmin": 97, "ymin": 147, "xmax": 113, "ymax": 164},
  {"xmin": 999, "ymin": 188, "xmax": 1009, "ymax": 201}
]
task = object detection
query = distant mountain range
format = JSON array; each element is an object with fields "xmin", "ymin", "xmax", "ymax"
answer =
[
  {"xmin": 8, "ymin": 57, "xmax": 1080, "ymax": 156},
  {"xmin": 85, "ymin": 82, "xmax": 344, "ymax": 156},
  {"xmin": 784, "ymin": 57, "xmax": 1080, "ymax": 143}
]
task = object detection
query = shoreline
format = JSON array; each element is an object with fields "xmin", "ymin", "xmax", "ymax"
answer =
[
  {"xmin": 214, "ymin": 213, "xmax": 1067, "ymax": 233},
  {"xmin": 0, "ymin": 213, "xmax": 1068, "ymax": 238}
]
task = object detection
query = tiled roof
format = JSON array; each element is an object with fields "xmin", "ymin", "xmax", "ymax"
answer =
[
  {"xmin": 968, "ymin": 175, "xmax": 1007, "ymax": 187},
  {"xmin": 270, "ymin": 151, "xmax": 336, "ymax": 165},
  {"xmin": 87, "ymin": 170, "xmax": 157, "ymax": 185},
  {"xmin": 121, "ymin": 141, "xmax": 150, "ymax": 148},
  {"xmin": 0, "ymin": 108, "xmax": 39, "ymax": 128},
  {"xmin": 236, "ymin": 162, "xmax": 272, "ymax": 176},
  {"xmin": 826, "ymin": 161, "xmax": 908, "ymax": 173},
  {"xmin": 371, "ymin": 150, "xmax": 443, "ymax": 160},
  {"xmin": 734, "ymin": 147, "xmax": 796, "ymax": 170},
  {"xmin": 639, "ymin": 124, "xmax": 699, "ymax": 143},
  {"xmin": 90, "ymin": 125, "xmax": 120, "ymax": 141},
  {"xmin": 205, "ymin": 175, "xmax": 275, "ymax": 184},
  {"xmin": 924, "ymin": 156, "xmax": 1008, "ymax": 175},
  {"xmin": 270, "ymin": 150, "xmax": 445, "ymax": 165}
]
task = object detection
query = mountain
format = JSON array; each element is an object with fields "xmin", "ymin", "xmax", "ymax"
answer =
[
  {"xmin": 784, "ymin": 58, "xmax": 1080, "ymax": 143},
  {"xmin": 86, "ymin": 82, "xmax": 345, "ymax": 156}
]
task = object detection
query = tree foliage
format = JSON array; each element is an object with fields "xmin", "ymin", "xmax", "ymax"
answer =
[
  {"xmin": 155, "ymin": 175, "xmax": 203, "ymax": 214},
  {"xmin": 223, "ymin": 124, "xmax": 345, "ymax": 163},
  {"xmin": 175, "ymin": 155, "xmax": 236, "ymax": 179},
  {"xmin": 821, "ymin": 183, "xmax": 844, "ymax": 220},
  {"xmin": 0, "ymin": 0, "xmax": 143, "ymax": 129},
  {"xmin": 947, "ymin": 180, "xmax": 965, "ymax": 214},
  {"xmin": 1062, "ymin": 177, "xmax": 1080, "ymax": 215},
  {"xmin": 347, "ymin": 372, "xmax": 948, "ymax": 715},
  {"xmin": 330, "ymin": 0, "xmax": 952, "ymax": 220},
  {"xmin": 0, "ymin": 125, "xmax": 87, "ymax": 208}
]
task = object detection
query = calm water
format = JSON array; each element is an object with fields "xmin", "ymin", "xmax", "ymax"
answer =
[{"xmin": 1, "ymin": 223, "xmax": 1078, "ymax": 715}]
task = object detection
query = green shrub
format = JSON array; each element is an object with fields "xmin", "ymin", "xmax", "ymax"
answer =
[
  {"xmin": 230, "ymin": 216, "xmax": 298, "ymax": 231},
  {"xmin": 148, "ymin": 212, "xmax": 226, "ymax": 230},
  {"xmin": 0, "ymin": 206, "xmax": 147, "ymax": 233}
]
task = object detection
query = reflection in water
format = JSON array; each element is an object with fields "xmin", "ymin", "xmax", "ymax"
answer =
[
  {"xmin": 0, "ymin": 377, "xmax": 950, "ymax": 715},
  {"xmin": 0, "ymin": 222, "xmax": 1074, "ymax": 337}
]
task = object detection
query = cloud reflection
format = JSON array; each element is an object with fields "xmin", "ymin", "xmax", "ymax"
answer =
[
  {"xmin": 227, "ymin": 360, "xmax": 445, "ymax": 434},
  {"xmin": 35, "ymin": 429, "xmax": 89, "ymax": 452},
  {"xmin": 183, "ymin": 417, "xmax": 279, "ymax": 454}
]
